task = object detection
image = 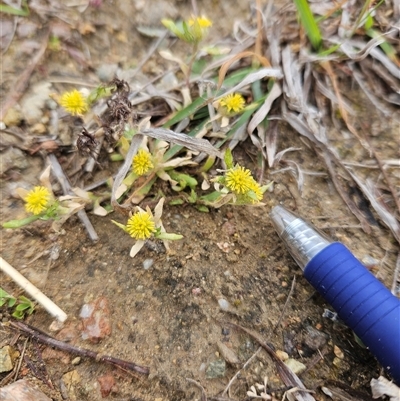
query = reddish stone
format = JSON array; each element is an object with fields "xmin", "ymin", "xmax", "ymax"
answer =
[
  {"xmin": 97, "ymin": 373, "xmax": 117, "ymax": 398},
  {"xmin": 56, "ymin": 323, "xmax": 80, "ymax": 342},
  {"xmin": 221, "ymin": 221, "xmax": 236, "ymax": 236},
  {"xmin": 80, "ymin": 297, "xmax": 112, "ymax": 343}
]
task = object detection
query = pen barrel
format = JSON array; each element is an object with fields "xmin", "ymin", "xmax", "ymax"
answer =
[{"xmin": 304, "ymin": 242, "xmax": 400, "ymax": 384}]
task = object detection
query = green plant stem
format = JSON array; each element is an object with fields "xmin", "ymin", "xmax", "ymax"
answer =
[{"xmin": 2, "ymin": 215, "xmax": 41, "ymax": 228}]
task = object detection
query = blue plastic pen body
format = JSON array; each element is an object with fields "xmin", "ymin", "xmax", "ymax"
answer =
[
  {"xmin": 270, "ymin": 205, "xmax": 400, "ymax": 385},
  {"xmin": 304, "ymin": 242, "xmax": 400, "ymax": 385}
]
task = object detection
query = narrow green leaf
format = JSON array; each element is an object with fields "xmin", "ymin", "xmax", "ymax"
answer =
[
  {"xmin": 293, "ymin": 0, "xmax": 322, "ymax": 50},
  {"xmin": 163, "ymin": 96, "xmax": 209, "ymax": 129},
  {"xmin": 0, "ymin": 0, "xmax": 29, "ymax": 16},
  {"xmin": 2, "ymin": 215, "xmax": 41, "ymax": 228}
]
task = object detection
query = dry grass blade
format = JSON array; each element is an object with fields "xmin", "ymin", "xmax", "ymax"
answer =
[
  {"xmin": 111, "ymin": 134, "xmax": 143, "ymax": 215},
  {"xmin": 320, "ymin": 150, "xmax": 373, "ymax": 234},
  {"xmin": 227, "ymin": 322, "xmax": 316, "ymax": 401},
  {"xmin": 142, "ymin": 128, "xmax": 222, "ymax": 158},
  {"xmin": 217, "ymin": 51, "xmax": 272, "ymax": 89},
  {"xmin": 247, "ymin": 82, "xmax": 282, "ymax": 136},
  {"xmin": 349, "ymin": 64, "xmax": 393, "ymax": 117},
  {"xmin": 320, "ymin": 61, "xmax": 369, "ymax": 150},
  {"xmin": 347, "ymin": 172, "xmax": 400, "ymax": 244},
  {"xmin": 216, "ymin": 68, "xmax": 283, "ymax": 101},
  {"xmin": 186, "ymin": 378, "xmax": 207, "ymax": 401},
  {"xmin": 392, "ymin": 253, "xmax": 400, "ymax": 297}
]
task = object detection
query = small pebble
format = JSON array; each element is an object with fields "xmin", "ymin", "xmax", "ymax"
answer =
[
  {"xmin": 71, "ymin": 357, "xmax": 81, "ymax": 365},
  {"xmin": 276, "ymin": 350, "xmax": 289, "ymax": 361},
  {"xmin": 143, "ymin": 259, "xmax": 154, "ymax": 270},
  {"xmin": 284, "ymin": 358, "xmax": 306, "ymax": 374},
  {"xmin": 218, "ymin": 298, "xmax": 231, "ymax": 311}
]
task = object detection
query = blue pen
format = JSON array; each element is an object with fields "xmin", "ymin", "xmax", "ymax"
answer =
[{"xmin": 270, "ymin": 205, "xmax": 400, "ymax": 385}]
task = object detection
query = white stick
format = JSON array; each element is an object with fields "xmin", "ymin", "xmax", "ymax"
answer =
[{"xmin": 0, "ymin": 257, "xmax": 68, "ymax": 322}]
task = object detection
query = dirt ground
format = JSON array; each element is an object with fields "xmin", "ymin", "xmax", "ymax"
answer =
[{"xmin": 1, "ymin": 1, "xmax": 399, "ymax": 400}]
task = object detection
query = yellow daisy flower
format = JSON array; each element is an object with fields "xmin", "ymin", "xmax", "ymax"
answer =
[
  {"xmin": 24, "ymin": 186, "xmax": 51, "ymax": 215},
  {"xmin": 225, "ymin": 166, "xmax": 254, "ymax": 194},
  {"xmin": 132, "ymin": 149, "xmax": 154, "ymax": 176},
  {"xmin": 59, "ymin": 89, "xmax": 88, "ymax": 115},
  {"xmin": 188, "ymin": 16, "xmax": 212, "ymax": 28},
  {"xmin": 219, "ymin": 93, "xmax": 245, "ymax": 115},
  {"xmin": 247, "ymin": 179, "xmax": 264, "ymax": 203},
  {"xmin": 126, "ymin": 210, "xmax": 156, "ymax": 240}
]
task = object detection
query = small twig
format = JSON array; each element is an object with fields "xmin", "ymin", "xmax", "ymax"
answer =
[
  {"xmin": 8, "ymin": 320, "xmax": 150, "ymax": 376},
  {"xmin": 186, "ymin": 378, "xmax": 207, "ymax": 401},
  {"xmin": 14, "ymin": 337, "xmax": 28, "ymax": 382},
  {"xmin": 48, "ymin": 154, "xmax": 99, "ymax": 241},
  {"xmin": 0, "ymin": 257, "xmax": 68, "ymax": 323},
  {"xmin": 222, "ymin": 346, "xmax": 262, "ymax": 397},
  {"xmin": 274, "ymin": 275, "xmax": 296, "ymax": 332},
  {"xmin": 227, "ymin": 322, "xmax": 316, "ymax": 401}
]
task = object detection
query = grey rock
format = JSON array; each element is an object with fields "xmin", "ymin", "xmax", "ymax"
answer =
[
  {"xmin": 206, "ymin": 359, "xmax": 226, "ymax": 379},
  {"xmin": 0, "ymin": 147, "xmax": 28, "ymax": 175},
  {"xmin": 20, "ymin": 82, "xmax": 52, "ymax": 125},
  {"xmin": 303, "ymin": 326, "xmax": 328, "ymax": 351}
]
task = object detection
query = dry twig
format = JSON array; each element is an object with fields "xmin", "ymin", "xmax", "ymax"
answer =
[{"xmin": 8, "ymin": 320, "xmax": 150, "ymax": 376}]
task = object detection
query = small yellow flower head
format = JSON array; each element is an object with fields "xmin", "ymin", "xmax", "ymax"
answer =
[
  {"xmin": 225, "ymin": 166, "xmax": 254, "ymax": 194},
  {"xmin": 188, "ymin": 16, "xmax": 212, "ymax": 28},
  {"xmin": 132, "ymin": 149, "xmax": 154, "ymax": 176},
  {"xmin": 24, "ymin": 186, "xmax": 51, "ymax": 215},
  {"xmin": 162, "ymin": 16, "xmax": 211, "ymax": 44},
  {"xmin": 247, "ymin": 180, "xmax": 264, "ymax": 203},
  {"xmin": 59, "ymin": 89, "xmax": 88, "ymax": 115},
  {"xmin": 126, "ymin": 211, "xmax": 156, "ymax": 240},
  {"xmin": 219, "ymin": 93, "xmax": 245, "ymax": 115}
]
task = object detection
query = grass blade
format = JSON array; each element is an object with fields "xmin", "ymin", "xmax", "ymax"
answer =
[{"xmin": 293, "ymin": 0, "xmax": 322, "ymax": 50}]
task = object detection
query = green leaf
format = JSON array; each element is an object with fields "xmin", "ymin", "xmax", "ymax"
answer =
[
  {"xmin": 163, "ymin": 96, "xmax": 209, "ymax": 129},
  {"xmin": 195, "ymin": 205, "xmax": 209, "ymax": 213},
  {"xmin": 111, "ymin": 220, "xmax": 127, "ymax": 231},
  {"xmin": 15, "ymin": 303, "xmax": 30, "ymax": 311},
  {"xmin": 156, "ymin": 232, "xmax": 183, "ymax": 240},
  {"xmin": 0, "ymin": 0, "xmax": 29, "ymax": 16},
  {"xmin": 0, "ymin": 288, "xmax": 10, "ymax": 298},
  {"xmin": 200, "ymin": 156, "xmax": 216, "ymax": 172},
  {"xmin": 169, "ymin": 171, "xmax": 198, "ymax": 190},
  {"xmin": 8, "ymin": 298, "xmax": 17, "ymax": 307},
  {"xmin": 12, "ymin": 310, "xmax": 24, "ymax": 319},
  {"xmin": 293, "ymin": 0, "xmax": 322, "ymax": 50},
  {"xmin": 2, "ymin": 214, "xmax": 41, "ymax": 228},
  {"xmin": 169, "ymin": 199, "xmax": 184, "ymax": 206},
  {"xmin": 224, "ymin": 149, "xmax": 234, "ymax": 169}
]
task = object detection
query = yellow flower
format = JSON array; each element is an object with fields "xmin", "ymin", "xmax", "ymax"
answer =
[
  {"xmin": 132, "ymin": 149, "xmax": 154, "ymax": 176},
  {"xmin": 247, "ymin": 180, "xmax": 263, "ymax": 203},
  {"xmin": 224, "ymin": 166, "xmax": 264, "ymax": 204},
  {"xmin": 126, "ymin": 211, "xmax": 156, "ymax": 240},
  {"xmin": 219, "ymin": 93, "xmax": 245, "ymax": 115},
  {"xmin": 24, "ymin": 186, "xmax": 51, "ymax": 215},
  {"xmin": 225, "ymin": 166, "xmax": 254, "ymax": 194},
  {"xmin": 59, "ymin": 89, "xmax": 88, "ymax": 115},
  {"xmin": 162, "ymin": 16, "xmax": 211, "ymax": 44},
  {"xmin": 188, "ymin": 16, "xmax": 212, "ymax": 28}
]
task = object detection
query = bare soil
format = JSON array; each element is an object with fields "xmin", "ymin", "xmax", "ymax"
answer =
[{"xmin": 1, "ymin": 1, "xmax": 399, "ymax": 400}]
